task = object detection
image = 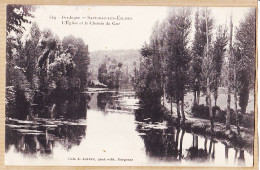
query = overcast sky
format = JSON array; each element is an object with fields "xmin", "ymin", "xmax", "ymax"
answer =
[{"xmin": 27, "ymin": 6, "xmax": 253, "ymax": 52}]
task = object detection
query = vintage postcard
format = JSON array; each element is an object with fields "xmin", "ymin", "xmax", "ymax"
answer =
[{"xmin": 0, "ymin": 0, "xmax": 258, "ymax": 169}]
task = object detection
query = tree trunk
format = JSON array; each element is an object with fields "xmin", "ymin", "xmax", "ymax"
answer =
[
  {"xmin": 238, "ymin": 150, "xmax": 245, "ymax": 164},
  {"xmin": 212, "ymin": 142, "xmax": 215, "ymax": 159},
  {"xmin": 162, "ymin": 85, "xmax": 165, "ymax": 106},
  {"xmin": 175, "ymin": 128, "xmax": 180, "ymax": 150},
  {"xmin": 204, "ymin": 138, "xmax": 207, "ymax": 151},
  {"xmin": 214, "ymin": 91, "xmax": 217, "ymax": 107},
  {"xmin": 181, "ymin": 98, "xmax": 185, "ymax": 124},
  {"xmin": 173, "ymin": 127, "xmax": 176, "ymax": 142},
  {"xmin": 195, "ymin": 136, "xmax": 198, "ymax": 150},
  {"xmin": 197, "ymin": 90, "xmax": 200, "ymax": 105},
  {"xmin": 226, "ymin": 86, "xmax": 231, "ymax": 130},
  {"xmin": 234, "ymin": 73, "xmax": 240, "ymax": 136},
  {"xmin": 209, "ymin": 140, "xmax": 212, "ymax": 155},
  {"xmin": 162, "ymin": 57, "xmax": 166, "ymax": 106},
  {"xmin": 207, "ymin": 77, "xmax": 214, "ymax": 133},
  {"xmin": 224, "ymin": 143, "xmax": 229, "ymax": 159},
  {"xmin": 234, "ymin": 149, "xmax": 238, "ymax": 162},
  {"xmin": 170, "ymin": 97, "xmax": 173, "ymax": 114},
  {"xmin": 193, "ymin": 91, "xmax": 197, "ymax": 105},
  {"xmin": 226, "ymin": 12, "xmax": 233, "ymax": 131},
  {"xmin": 238, "ymin": 150, "xmax": 245, "ymax": 166},
  {"xmin": 176, "ymin": 100, "xmax": 181, "ymax": 122},
  {"xmin": 233, "ymin": 46, "xmax": 240, "ymax": 137},
  {"xmin": 179, "ymin": 130, "xmax": 185, "ymax": 160},
  {"xmin": 192, "ymin": 134, "xmax": 195, "ymax": 147},
  {"xmin": 205, "ymin": 10, "xmax": 214, "ymax": 133}
]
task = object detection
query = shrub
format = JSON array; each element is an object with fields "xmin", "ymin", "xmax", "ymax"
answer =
[
  {"xmin": 191, "ymin": 104, "xmax": 254, "ymax": 128},
  {"xmin": 191, "ymin": 104, "xmax": 209, "ymax": 119}
]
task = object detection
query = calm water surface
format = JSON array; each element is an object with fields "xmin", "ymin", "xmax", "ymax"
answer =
[{"xmin": 5, "ymin": 90, "xmax": 253, "ymax": 166}]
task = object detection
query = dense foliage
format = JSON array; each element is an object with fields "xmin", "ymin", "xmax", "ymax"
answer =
[
  {"xmin": 134, "ymin": 42, "xmax": 163, "ymax": 107},
  {"xmin": 6, "ymin": 7, "xmax": 90, "ymax": 119},
  {"xmin": 7, "ymin": 5, "xmax": 35, "ymax": 34},
  {"xmin": 133, "ymin": 7, "xmax": 255, "ymax": 132},
  {"xmin": 234, "ymin": 9, "xmax": 256, "ymax": 115},
  {"xmin": 97, "ymin": 57, "xmax": 131, "ymax": 89}
]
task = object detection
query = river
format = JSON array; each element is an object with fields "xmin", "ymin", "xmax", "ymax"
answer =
[{"xmin": 5, "ymin": 89, "xmax": 253, "ymax": 166}]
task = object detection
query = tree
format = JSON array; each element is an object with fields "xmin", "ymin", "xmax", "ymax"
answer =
[
  {"xmin": 6, "ymin": 5, "xmax": 36, "ymax": 119},
  {"xmin": 6, "ymin": 5, "xmax": 34, "ymax": 105},
  {"xmin": 98, "ymin": 63, "xmax": 108, "ymax": 85},
  {"xmin": 212, "ymin": 25, "xmax": 228, "ymax": 106},
  {"xmin": 6, "ymin": 6, "xmax": 92, "ymax": 120},
  {"xmin": 38, "ymin": 29, "xmax": 57, "ymax": 69},
  {"xmin": 158, "ymin": 21, "xmax": 170, "ymax": 106},
  {"xmin": 200, "ymin": 8, "xmax": 214, "ymax": 132},
  {"xmin": 233, "ymin": 47, "xmax": 241, "ymax": 136},
  {"xmin": 134, "ymin": 42, "xmax": 163, "ymax": 108},
  {"xmin": 191, "ymin": 8, "xmax": 214, "ymax": 106},
  {"xmin": 235, "ymin": 9, "xmax": 256, "ymax": 88},
  {"xmin": 48, "ymin": 51, "xmax": 75, "ymax": 93},
  {"xmin": 165, "ymin": 7, "xmax": 192, "ymax": 123},
  {"xmin": 226, "ymin": 14, "xmax": 233, "ymax": 131},
  {"xmin": 232, "ymin": 8, "xmax": 256, "ymax": 135},
  {"xmin": 98, "ymin": 58, "xmax": 123, "ymax": 89},
  {"xmin": 6, "ymin": 33, "xmax": 33, "ymax": 119},
  {"xmin": 7, "ymin": 5, "xmax": 35, "ymax": 34},
  {"xmin": 150, "ymin": 21, "xmax": 167, "ymax": 105},
  {"xmin": 23, "ymin": 22, "xmax": 41, "ymax": 83},
  {"xmin": 62, "ymin": 35, "xmax": 90, "ymax": 90}
]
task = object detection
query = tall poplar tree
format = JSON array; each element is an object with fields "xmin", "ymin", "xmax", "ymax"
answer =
[
  {"xmin": 191, "ymin": 8, "xmax": 214, "ymax": 106},
  {"xmin": 165, "ymin": 7, "xmax": 192, "ymax": 123}
]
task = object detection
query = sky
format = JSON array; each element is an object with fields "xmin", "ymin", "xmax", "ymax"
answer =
[{"xmin": 25, "ymin": 6, "xmax": 253, "ymax": 52}]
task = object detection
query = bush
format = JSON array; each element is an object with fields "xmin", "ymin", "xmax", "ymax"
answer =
[
  {"xmin": 191, "ymin": 104, "xmax": 209, "ymax": 119},
  {"xmin": 191, "ymin": 104, "xmax": 254, "ymax": 128},
  {"xmin": 241, "ymin": 114, "xmax": 254, "ymax": 128}
]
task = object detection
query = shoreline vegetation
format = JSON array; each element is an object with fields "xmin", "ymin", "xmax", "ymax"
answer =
[
  {"xmin": 5, "ymin": 5, "xmax": 255, "ymax": 159},
  {"xmin": 160, "ymin": 105, "xmax": 254, "ymax": 154},
  {"xmin": 132, "ymin": 7, "xmax": 255, "ymax": 154}
]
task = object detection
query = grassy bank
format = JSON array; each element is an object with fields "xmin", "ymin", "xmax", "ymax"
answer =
[{"xmin": 160, "ymin": 105, "xmax": 254, "ymax": 154}]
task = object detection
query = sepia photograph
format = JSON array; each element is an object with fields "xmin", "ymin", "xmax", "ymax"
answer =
[{"xmin": 4, "ymin": 4, "xmax": 256, "ymax": 167}]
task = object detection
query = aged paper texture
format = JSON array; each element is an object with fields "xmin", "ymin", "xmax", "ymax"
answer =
[{"xmin": 0, "ymin": 0, "xmax": 258, "ymax": 169}]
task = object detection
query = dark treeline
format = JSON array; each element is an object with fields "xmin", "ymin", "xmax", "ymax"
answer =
[
  {"xmin": 6, "ymin": 5, "xmax": 90, "ymax": 120},
  {"xmin": 132, "ymin": 7, "xmax": 255, "ymax": 135}
]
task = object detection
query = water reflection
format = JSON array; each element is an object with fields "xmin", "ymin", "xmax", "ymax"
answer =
[
  {"xmin": 33, "ymin": 93, "xmax": 88, "ymax": 119},
  {"xmin": 135, "ymin": 106, "xmax": 251, "ymax": 166},
  {"xmin": 186, "ymin": 136, "xmax": 215, "ymax": 162},
  {"xmin": 97, "ymin": 93, "xmax": 109, "ymax": 110},
  {"xmin": 97, "ymin": 92, "xmax": 118, "ymax": 110},
  {"xmin": 5, "ymin": 93, "xmax": 88, "ymax": 157},
  {"xmin": 5, "ymin": 90, "xmax": 252, "ymax": 166},
  {"xmin": 136, "ymin": 110, "xmax": 184, "ymax": 162}
]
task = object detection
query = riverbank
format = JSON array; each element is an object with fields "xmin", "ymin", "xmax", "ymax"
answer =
[{"xmin": 160, "ymin": 105, "xmax": 254, "ymax": 154}]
